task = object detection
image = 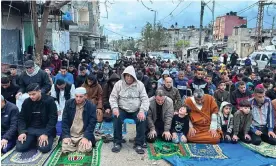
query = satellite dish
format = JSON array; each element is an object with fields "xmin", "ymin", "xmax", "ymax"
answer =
[{"xmin": 272, "ymin": 36, "xmax": 276, "ymax": 45}]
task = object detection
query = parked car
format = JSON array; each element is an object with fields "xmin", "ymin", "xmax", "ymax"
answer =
[
  {"xmin": 249, "ymin": 51, "xmax": 273, "ymax": 70},
  {"xmin": 160, "ymin": 53, "xmax": 179, "ymax": 62},
  {"xmin": 148, "ymin": 52, "xmax": 163, "ymax": 59},
  {"xmin": 93, "ymin": 51, "xmax": 120, "ymax": 67},
  {"xmin": 124, "ymin": 50, "xmax": 135, "ymax": 59}
]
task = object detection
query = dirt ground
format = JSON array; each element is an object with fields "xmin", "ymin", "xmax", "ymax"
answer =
[{"xmin": 100, "ymin": 124, "xmax": 171, "ymax": 166}]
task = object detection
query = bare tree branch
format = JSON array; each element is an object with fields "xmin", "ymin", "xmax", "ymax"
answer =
[
  {"xmin": 141, "ymin": 0, "xmax": 152, "ymax": 10},
  {"xmin": 50, "ymin": 0, "xmax": 71, "ymax": 10}
]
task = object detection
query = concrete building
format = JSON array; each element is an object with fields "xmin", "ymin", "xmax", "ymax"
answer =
[
  {"xmin": 160, "ymin": 26, "xmax": 212, "ymax": 52},
  {"xmin": 63, "ymin": 1, "xmax": 102, "ymax": 52},
  {"xmin": 228, "ymin": 27, "xmax": 275, "ymax": 57},
  {"xmin": 214, "ymin": 12, "xmax": 247, "ymax": 41}
]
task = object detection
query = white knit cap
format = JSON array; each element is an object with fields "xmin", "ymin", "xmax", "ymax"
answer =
[
  {"xmin": 75, "ymin": 87, "xmax": 87, "ymax": 95},
  {"xmin": 1, "ymin": 95, "xmax": 4, "ymax": 100}
]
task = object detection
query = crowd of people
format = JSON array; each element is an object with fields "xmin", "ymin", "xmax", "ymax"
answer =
[{"xmin": 1, "ymin": 49, "xmax": 276, "ymax": 156}]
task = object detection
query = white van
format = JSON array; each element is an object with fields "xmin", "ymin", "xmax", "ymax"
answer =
[{"xmin": 249, "ymin": 51, "xmax": 273, "ymax": 70}]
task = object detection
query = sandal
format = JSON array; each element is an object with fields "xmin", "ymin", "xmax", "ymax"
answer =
[
  {"xmin": 111, "ymin": 143, "xmax": 122, "ymax": 153},
  {"xmin": 102, "ymin": 134, "xmax": 113, "ymax": 143},
  {"xmin": 134, "ymin": 145, "xmax": 145, "ymax": 154}
]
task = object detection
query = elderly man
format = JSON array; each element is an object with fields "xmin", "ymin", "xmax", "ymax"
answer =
[
  {"xmin": 1, "ymin": 95, "xmax": 19, "ymax": 153},
  {"xmin": 249, "ymin": 88, "xmax": 276, "ymax": 145},
  {"xmin": 62, "ymin": 87, "xmax": 97, "ymax": 153},
  {"xmin": 147, "ymin": 90, "xmax": 174, "ymax": 143},
  {"xmin": 16, "ymin": 60, "xmax": 51, "ymax": 98},
  {"xmin": 109, "ymin": 65, "xmax": 149, "ymax": 154},
  {"xmin": 184, "ymin": 89, "xmax": 221, "ymax": 144},
  {"xmin": 16, "ymin": 83, "xmax": 57, "ymax": 153},
  {"xmin": 158, "ymin": 77, "xmax": 182, "ymax": 113}
]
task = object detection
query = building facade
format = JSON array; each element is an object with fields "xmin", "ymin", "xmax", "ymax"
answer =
[{"xmin": 214, "ymin": 12, "xmax": 247, "ymax": 41}]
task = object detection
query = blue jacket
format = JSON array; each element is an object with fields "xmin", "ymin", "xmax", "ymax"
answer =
[
  {"xmin": 208, "ymin": 83, "xmax": 216, "ymax": 96},
  {"xmin": 1, "ymin": 101, "xmax": 19, "ymax": 140},
  {"xmin": 174, "ymin": 77, "xmax": 189, "ymax": 97},
  {"xmin": 249, "ymin": 97, "xmax": 275, "ymax": 132},
  {"xmin": 62, "ymin": 99, "xmax": 97, "ymax": 145},
  {"xmin": 55, "ymin": 72, "xmax": 74, "ymax": 84}
]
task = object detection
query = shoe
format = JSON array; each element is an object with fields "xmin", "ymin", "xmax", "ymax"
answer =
[
  {"xmin": 142, "ymin": 142, "xmax": 147, "ymax": 148},
  {"xmin": 134, "ymin": 145, "xmax": 145, "ymax": 154},
  {"xmin": 111, "ymin": 143, "xmax": 122, "ymax": 153}
]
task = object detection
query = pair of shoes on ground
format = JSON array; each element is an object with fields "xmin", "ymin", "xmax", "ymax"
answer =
[{"xmin": 111, "ymin": 143, "xmax": 145, "ymax": 154}]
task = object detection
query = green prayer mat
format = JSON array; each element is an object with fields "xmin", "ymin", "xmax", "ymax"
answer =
[
  {"xmin": 147, "ymin": 140, "xmax": 188, "ymax": 160},
  {"xmin": 45, "ymin": 140, "xmax": 103, "ymax": 166},
  {"xmin": 240, "ymin": 142, "xmax": 276, "ymax": 158}
]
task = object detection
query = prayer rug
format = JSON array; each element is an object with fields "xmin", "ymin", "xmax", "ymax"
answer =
[
  {"xmin": 183, "ymin": 143, "xmax": 228, "ymax": 159},
  {"xmin": 45, "ymin": 140, "xmax": 103, "ymax": 166},
  {"xmin": 147, "ymin": 140, "xmax": 188, "ymax": 160},
  {"xmin": 240, "ymin": 142, "xmax": 276, "ymax": 158},
  {"xmin": 1, "ymin": 136, "xmax": 59, "ymax": 166},
  {"xmin": 95, "ymin": 122, "xmax": 126, "ymax": 135}
]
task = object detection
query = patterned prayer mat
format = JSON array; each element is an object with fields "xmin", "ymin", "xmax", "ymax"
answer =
[
  {"xmin": 183, "ymin": 143, "xmax": 228, "ymax": 159},
  {"xmin": 1, "ymin": 136, "xmax": 59, "ymax": 166},
  {"xmin": 45, "ymin": 140, "xmax": 103, "ymax": 166},
  {"xmin": 95, "ymin": 122, "xmax": 126, "ymax": 135},
  {"xmin": 147, "ymin": 140, "xmax": 188, "ymax": 160},
  {"xmin": 240, "ymin": 142, "xmax": 276, "ymax": 158}
]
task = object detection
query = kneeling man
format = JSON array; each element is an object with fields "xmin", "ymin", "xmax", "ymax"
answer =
[
  {"xmin": 62, "ymin": 87, "xmax": 97, "ymax": 153},
  {"xmin": 16, "ymin": 83, "xmax": 57, "ymax": 153},
  {"xmin": 184, "ymin": 89, "xmax": 221, "ymax": 144}
]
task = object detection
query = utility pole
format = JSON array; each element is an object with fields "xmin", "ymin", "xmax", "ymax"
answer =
[
  {"xmin": 212, "ymin": 0, "xmax": 215, "ymax": 47},
  {"xmin": 271, "ymin": 16, "xmax": 275, "ymax": 44},
  {"xmin": 154, "ymin": 11, "xmax": 157, "ymax": 30},
  {"xmin": 199, "ymin": 0, "xmax": 205, "ymax": 47}
]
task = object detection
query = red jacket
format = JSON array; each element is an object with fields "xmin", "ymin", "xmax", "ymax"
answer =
[{"xmin": 51, "ymin": 59, "xmax": 62, "ymax": 75}]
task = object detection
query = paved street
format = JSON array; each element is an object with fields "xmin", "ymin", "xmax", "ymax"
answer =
[{"xmin": 100, "ymin": 124, "xmax": 171, "ymax": 166}]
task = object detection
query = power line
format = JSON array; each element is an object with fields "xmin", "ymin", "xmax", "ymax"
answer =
[
  {"xmin": 168, "ymin": 2, "xmax": 193, "ymax": 22},
  {"xmin": 158, "ymin": 0, "xmax": 184, "ymax": 22},
  {"xmin": 238, "ymin": 2, "xmax": 258, "ymax": 14},
  {"xmin": 104, "ymin": 27, "xmax": 139, "ymax": 39}
]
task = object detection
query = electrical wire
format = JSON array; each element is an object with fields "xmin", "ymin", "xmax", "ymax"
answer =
[
  {"xmin": 237, "ymin": 2, "xmax": 258, "ymax": 14},
  {"xmin": 158, "ymin": 0, "xmax": 184, "ymax": 22},
  {"xmin": 104, "ymin": 27, "xmax": 139, "ymax": 39},
  {"xmin": 168, "ymin": 2, "xmax": 193, "ymax": 22}
]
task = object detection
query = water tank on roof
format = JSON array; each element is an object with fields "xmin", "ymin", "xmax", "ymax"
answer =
[
  {"xmin": 226, "ymin": 13, "xmax": 229, "ymax": 15},
  {"xmin": 234, "ymin": 12, "xmax": 237, "ymax": 16}
]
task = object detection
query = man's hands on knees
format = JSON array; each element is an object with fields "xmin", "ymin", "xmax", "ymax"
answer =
[
  {"xmin": 209, "ymin": 129, "xmax": 218, "ymax": 138},
  {"xmin": 137, "ymin": 111, "xmax": 146, "ymax": 121},
  {"xmin": 268, "ymin": 131, "xmax": 276, "ymax": 138},
  {"xmin": 1, "ymin": 139, "xmax": 8, "ymax": 149},
  {"xmin": 147, "ymin": 130, "xmax": 157, "ymax": 139},
  {"xmin": 18, "ymin": 133, "xmax": 27, "ymax": 144},
  {"xmin": 112, "ymin": 108, "xmax": 119, "ymax": 118},
  {"xmin": 63, "ymin": 138, "xmax": 71, "ymax": 145},
  {"xmin": 162, "ymin": 131, "xmax": 172, "ymax": 141},
  {"xmin": 80, "ymin": 138, "xmax": 91, "ymax": 150},
  {"xmin": 38, "ymin": 135, "xmax": 48, "ymax": 147},
  {"xmin": 189, "ymin": 127, "xmax": 196, "ymax": 137},
  {"xmin": 172, "ymin": 132, "xmax": 177, "ymax": 139}
]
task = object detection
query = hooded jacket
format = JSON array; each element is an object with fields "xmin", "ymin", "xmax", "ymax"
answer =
[
  {"xmin": 157, "ymin": 70, "xmax": 170, "ymax": 88},
  {"xmin": 214, "ymin": 89, "xmax": 230, "ymax": 108},
  {"xmin": 217, "ymin": 101, "xmax": 234, "ymax": 135},
  {"xmin": 109, "ymin": 66, "xmax": 149, "ymax": 113},
  {"xmin": 82, "ymin": 74, "xmax": 103, "ymax": 110},
  {"xmin": 103, "ymin": 73, "xmax": 120, "ymax": 109}
]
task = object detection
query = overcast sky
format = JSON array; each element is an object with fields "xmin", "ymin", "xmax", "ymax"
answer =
[{"xmin": 99, "ymin": 0, "xmax": 276, "ymax": 40}]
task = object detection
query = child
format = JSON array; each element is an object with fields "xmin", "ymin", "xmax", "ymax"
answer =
[
  {"xmin": 171, "ymin": 106, "xmax": 190, "ymax": 144},
  {"xmin": 214, "ymin": 81, "xmax": 230, "ymax": 108},
  {"xmin": 232, "ymin": 100, "xmax": 252, "ymax": 143},
  {"xmin": 206, "ymin": 75, "xmax": 216, "ymax": 96},
  {"xmin": 217, "ymin": 102, "xmax": 234, "ymax": 143},
  {"xmin": 174, "ymin": 71, "xmax": 190, "ymax": 101}
]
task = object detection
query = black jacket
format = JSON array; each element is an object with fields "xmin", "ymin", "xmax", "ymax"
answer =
[
  {"xmin": 102, "ymin": 73, "xmax": 120, "ymax": 110},
  {"xmin": 1, "ymin": 83, "xmax": 19, "ymax": 104},
  {"xmin": 189, "ymin": 77, "xmax": 209, "ymax": 94},
  {"xmin": 9, "ymin": 75, "xmax": 20, "ymax": 87},
  {"xmin": 1, "ymin": 101, "xmax": 19, "ymax": 140},
  {"xmin": 141, "ymin": 75, "xmax": 155, "ymax": 97},
  {"xmin": 54, "ymin": 83, "xmax": 72, "ymax": 103},
  {"xmin": 18, "ymin": 95, "xmax": 57, "ymax": 136},
  {"xmin": 18, "ymin": 70, "xmax": 51, "ymax": 94},
  {"xmin": 62, "ymin": 99, "xmax": 97, "ymax": 145},
  {"xmin": 230, "ymin": 89, "xmax": 252, "ymax": 113},
  {"xmin": 266, "ymin": 89, "xmax": 276, "ymax": 100},
  {"xmin": 75, "ymin": 74, "xmax": 87, "ymax": 88}
]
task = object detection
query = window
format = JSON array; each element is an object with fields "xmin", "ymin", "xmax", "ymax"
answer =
[
  {"xmin": 255, "ymin": 54, "xmax": 261, "ymax": 60},
  {"xmin": 261, "ymin": 54, "xmax": 269, "ymax": 61}
]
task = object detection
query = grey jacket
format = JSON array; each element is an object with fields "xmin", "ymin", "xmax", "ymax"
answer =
[
  {"xmin": 158, "ymin": 86, "xmax": 182, "ymax": 112},
  {"xmin": 233, "ymin": 110, "xmax": 253, "ymax": 135},
  {"xmin": 109, "ymin": 66, "xmax": 149, "ymax": 113},
  {"xmin": 217, "ymin": 101, "xmax": 234, "ymax": 135},
  {"xmin": 147, "ymin": 96, "xmax": 174, "ymax": 132}
]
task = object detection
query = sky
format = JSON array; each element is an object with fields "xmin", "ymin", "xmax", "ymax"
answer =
[{"xmin": 99, "ymin": 0, "xmax": 276, "ymax": 40}]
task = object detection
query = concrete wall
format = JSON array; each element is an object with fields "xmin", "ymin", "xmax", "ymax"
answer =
[{"xmin": 224, "ymin": 16, "xmax": 247, "ymax": 37}]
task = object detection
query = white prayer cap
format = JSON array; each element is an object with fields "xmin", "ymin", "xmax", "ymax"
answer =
[
  {"xmin": 1, "ymin": 95, "xmax": 4, "ymax": 100},
  {"xmin": 75, "ymin": 87, "xmax": 87, "ymax": 95}
]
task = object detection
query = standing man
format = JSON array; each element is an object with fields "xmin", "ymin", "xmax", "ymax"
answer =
[
  {"xmin": 249, "ymin": 88, "xmax": 276, "ymax": 145},
  {"xmin": 109, "ymin": 66, "xmax": 149, "ymax": 154},
  {"xmin": 230, "ymin": 51, "xmax": 239, "ymax": 68},
  {"xmin": 1, "ymin": 95, "xmax": 19, "ymax": 153},
  {"xmin": 16, "ymin": 83, "xmax": 57, "ymax": 153},
  {"xmin": 62, "ymin": 87, "xmax": 97, "ymax": 153},
  {"xmin": 16, "ymin": 60, "xmax": 51, "ymax": 98}
]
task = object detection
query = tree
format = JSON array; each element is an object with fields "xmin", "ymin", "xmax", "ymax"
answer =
[
  {"xmin": 175, "ymin": 40, "xmax": 190, "ymax": 50},
  {"xmin": 141, "ymin": 22, "xmax": 166, "ymax": 51},
  {"xmin": 31, "ymin": 1, "xmax": 70, "ymax": 66}
]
